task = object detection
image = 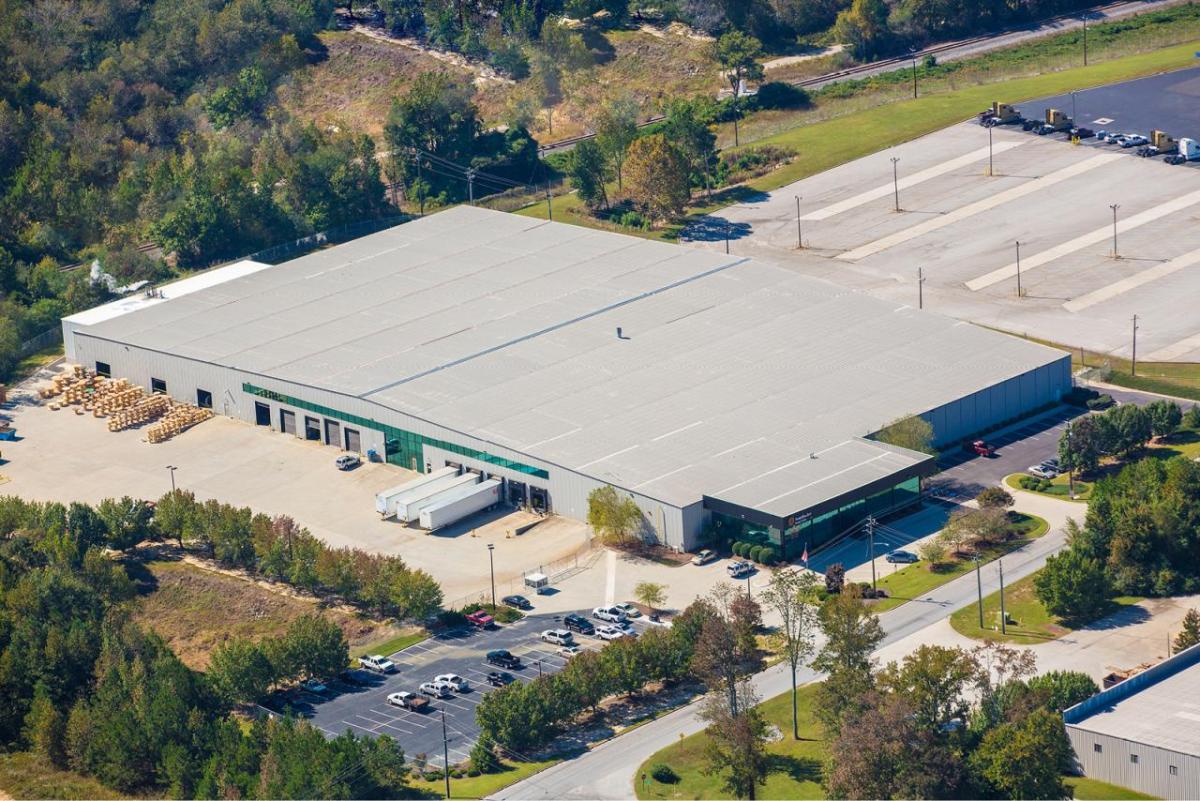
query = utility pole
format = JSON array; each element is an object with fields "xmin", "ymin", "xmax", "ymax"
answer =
[
  {"xmin": 1066, "ymin": 421, "xmax": 1075, "ymax": 499},
  {"xmin": 911, "ymin": 55, "xmax": 918, "ymax": 99},
  {"xmin": 891, "ymin": 157, "xmax": 901, "ymax": 212},
  {"xmin": 999, "ymin": 560, "xmax": 1007, "ymax": 635},
  {"xmin": 467, "ymin": 168, "xmax": 476, "ymax": 205},
  {"xmin": 745, "ymin": 574, "xmax": 752, "ymax": 601},
  {"xmin": 1082, "ymin": 13, "xmax": 1088, "ymax": 66},
  {"xmin": 1110, "ymin": 203, "xmax": 1120, "ymax": 258},
  {"xmin": 867, "ymin": 516, "xmax": 877, "ymax": 593},
  {"xmin": 1015, "ymin": 240, "xmax": 1022, "ymax": 298},
  {"xmin": 487, "ymin": 543, "xmax": 496, "ymax": 608},
  {"xmin": 795, "ymin": 195, "xmax": 803, "ymax": 249},
  {"xmin": 1132, "ymin": 314, "xmax": 1139, "ymax": 376},
  {"xmin": 725, "ymin": 222, "xmax": 731, "ymax": 254},
  {"xmin": 166, "ymin": 465, "xmax": 177, "ymax": 493},
  {"xmin": 975, "ymin": 556, "xmax": 984, "ymax": 628},
  {"xmin": 918, "ymin": 267, "xmax": 925, "ymax": 310},
  {"xmin": 1071, "ymin": 90, "xmax": 1077, "ymax": 123},
  {"xmin": 440, "ymin": 711, "xmax": 451, "ymax": 800},
  {"xmin": 546, "ymin": 185, "xmax": 553, "ymax": 221}
]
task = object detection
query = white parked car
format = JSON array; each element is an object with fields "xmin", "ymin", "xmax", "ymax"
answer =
[
  {"xmin": 387, "ymin": 691, "xmax": 428, "ymax": 711},
  {"xmin": 596, "ymin": 625, "xmax": 628, "ymax": 640},
  {"xmin": 593, "ymin": 606, "xmax": 627, "ymax": 623},
  {"xmin": 335, "ymin": 454, "xmax": 361, "ymax": 470},
  {"xmin": 558, "ymin": 645, "xmax": 582, "ymax": 658},
  {"xmin": 540, "ymin": 629, "xmax": 574, "ymax": 646},
  {"xmin": 358, "ymin": 654, "xmax": 396, "ymax": 673},
  {"xmin": 434, "ymin": 673, "xmax": 470, "ymax": 692},
  {"xmin": 1120, "ymin": 134, "xmax": 1148, "ymax": 148},
  {"xmin": 614, "ymin": 602, "xmax": 642, "ymax": 619},
  {"xmin": 691, "ymin": 548, "xmax": 717, "ymax": 565},
  {"xmin": 420, "ymin": 681, "xmax": 453, "ymax": 698},
  {"xmin": 1028, "ymin": 462, "xmax": 1059, "ymax": 478},
  {"xmin": 726, "ymin": 561, "xmax": 754, "ymax": 578}
]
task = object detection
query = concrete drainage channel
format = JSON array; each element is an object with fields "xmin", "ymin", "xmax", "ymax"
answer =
[{"xmin": 272, "ymin": 611, "xmax": 658, "ymax": 767}]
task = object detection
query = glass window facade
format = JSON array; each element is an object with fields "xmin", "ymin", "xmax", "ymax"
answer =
[
  {"xmin": 711, "ymin": 476, "xmax": 922, "ymax": 560},
  {"xmin": 243, "ymin": 383, "xmax": 550, "ymax": 480}
]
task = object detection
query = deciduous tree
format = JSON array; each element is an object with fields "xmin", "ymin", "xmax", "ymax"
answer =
[
  {"xmin": 1175, "ymin": 608, "xmax": 1200, "ymax": 652},
  {"xmin": 762, "ymin": 568, "xmax": 819, "ymax": 739},
  {"xmin": 623, "ymin": 134, "xmax": 691, "ymax": 221},
  {"xmin": 1034, "ymin": 548, "xmax": 1112, "ymax": 624},
  {"xmin": 813, "ymin": 589, "xmax": 884, "ymax": 736},
  {"xmin": 875, "ymin": 414, "xmax": 935, "ymax": 454},
  {"xmin": 587, "ymin": 486, "xmax": 644, "ymax": 545}
]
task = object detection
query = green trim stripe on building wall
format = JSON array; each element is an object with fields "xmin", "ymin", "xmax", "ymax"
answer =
[{"xmin": 242, "ymin": 383, "xmax": 550, "ymax": 479}]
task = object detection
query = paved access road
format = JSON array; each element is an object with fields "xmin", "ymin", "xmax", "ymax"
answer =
[
  {"xmin": 273, "ymin": 610, "xmax": 659, "ymax": 767},
  {"xmin": 494, "ymin": 508, "xmax": 1071, "ymax": 800}
]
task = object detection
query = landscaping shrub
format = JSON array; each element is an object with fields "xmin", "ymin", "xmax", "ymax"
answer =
[
  {"xmin": 732, "ymin": 541, "xmax": 746, "ymax": 557},
  {"xmin": 1063, "ymin": 386, "xmax": 1099, "ymax": 407},
  {"xmin": 1086, "ymin": 394, "xmax": 1115, "ymax": 411},
  {"xmin": 436, "ymin": 610, "xmax": 468, "ymax": 629},
  {"xmin": 749, "ymin": 545, "xmax": 765, "ymax": 563},
  {"xmin": 760, "ymin": 546, "xmax": 778, "ymax": 565},
  {"xmin": 617, "ymin": 210, "xmax": 649, "ymax": 230},
  {"xmin": 753, "ymin": 81, "xmax": 810, "ymax": 110},
  {"xmin": 651, "ymin": 763, "xmax": 679, "ymax": 784}
]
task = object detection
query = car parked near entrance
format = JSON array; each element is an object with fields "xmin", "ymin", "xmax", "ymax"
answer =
[
  {"xmin": 885, "ymin": 549, "xmax": 919, "ymax": 564},
  {"xmin": 727, "ymin": 561, "xmax": 754, "ymax": 578},
  {"xmin": 335, "ymin": 454, "xmax": 361, "ymax": 470},
  {"xmin": 691, "ymin": 549, "xmax": 717, "ymax": 565},
  {"xmin": 502, "ymin": 594, "xmax": 532, "ymax": 610},
  {"xmin": 593, "ymin": 606, "xmax": 627, "ymax": 623}
]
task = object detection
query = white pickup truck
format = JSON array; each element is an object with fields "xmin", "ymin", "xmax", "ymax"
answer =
[{"xmin": 358, "ymin": 654, "xmax": 396, "ymax": 673}]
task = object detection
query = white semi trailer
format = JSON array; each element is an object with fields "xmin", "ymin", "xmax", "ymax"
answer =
[
  {"xmin": 375, "ymin": 467, "xmax": 457, "ymax": 516},
  {"xmin": 419, "ymin": 479, "xmax": 502, "ymax": 531},
  {"xmin": 395, "ymin": 472, "xmax": 480, "ymax": 523}
]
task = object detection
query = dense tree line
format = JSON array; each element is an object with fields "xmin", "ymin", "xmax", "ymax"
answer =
[
  {"xmin": 0, "ymin": 499, "xmax": 413, "ymax": 798},
  {"xmin": 1058, "ymin": 399, "xmax": 1192, "ymax": 475},
  {"xmin": 815, "ymin": 591, "xmax": 1097, "ymax": 800}
]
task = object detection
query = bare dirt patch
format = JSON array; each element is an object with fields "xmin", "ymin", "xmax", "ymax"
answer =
[{"xmin": 128, "ymin": 557, "xmax": 405, "ymax": 670}]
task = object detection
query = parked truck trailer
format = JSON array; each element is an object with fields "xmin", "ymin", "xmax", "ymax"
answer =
[
  {"xmin": 419, "ymin": 479, "xmax": 502, "ymax": 531},
  {"xmin": 375, "ymin": 467, "xmax": 457, "ymax": 516},
  {"xmin": 395, "ymin": 473, "xmax": 480, "ymax": 523}
]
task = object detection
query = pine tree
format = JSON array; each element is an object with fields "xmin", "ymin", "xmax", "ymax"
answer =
[{"xmin": 1176, "ymin": 608, "xmax": 1200, "ymax": 653}]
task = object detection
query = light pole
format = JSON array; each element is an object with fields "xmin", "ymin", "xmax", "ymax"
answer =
[
  {"xmin": 745, "ymin": 573, "xmax": 752, "ymax": 601},
  {"xmin": 891, "ymin": 157, "xmax": 901, "ymax": 212},
  {"xmin": 1132, "ymin": 313, "xmax": 1139, "ymax": 376},
  {"xmin": 795, "ymin": 195, "xmax": 803, "ymax": 249},
  {"xmin": 911, "ymin": 55, "xmax": 918, "ymax": 99},
  {"xmin": 725, "ymin": 222, "xmax": 731, "ymax": 254},
  {"xmin": 1015, "ymin": 240, "xmax": 1022, "ymax": 298},
  {"xmin": 866, "ymin": 516, "xmax": 877, "ymax": 593},
  {"xmin": 974, "ymin": 556, "xmax": 984, "ymax": 628},
  {"xmin": 1071, "ymin": 90, "xmax": 1077, "ymax": 123},
  {"xmin": 999, "ymin": 559, "xmax": 1007, "ymax": 635},
  {"xmin": 166, "ymin": 464, "xmax": 177, "ymax": 493},
  {"xmin": 1110, "ymin": 203, "xmax": 1120, "ymax": 258},
  {"xmin": 918, "ymin": 267, "xmax": 925, "ymax": 310},
  {"xmin": 487, "ymin": 543, "xmax": 496, "ymax": 609},
  {"xmin": 1065, "ymin": 421, "xmax": 1076, "ymax": 499},
  {"xmin": 988, "ymin": 124, "xmax": 994, "ymax": 177},
  {"xmin": 1082, "ymin": 13, "xmax": 1088, "ymax": 66},
  {"xmin": 440, "ymin": 711, "xmax": 451, "ymax": 800}
]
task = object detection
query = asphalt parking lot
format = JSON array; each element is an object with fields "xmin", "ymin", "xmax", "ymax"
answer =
[
  {"xmin": 1024, "ymin": 65, "xmax": 1200, "ymax": 145},
  {"xmin": 278, "ymin": 610, "xmax": 658, "ymax": 766}
]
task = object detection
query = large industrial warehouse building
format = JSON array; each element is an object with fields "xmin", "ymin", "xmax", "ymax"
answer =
[{"xmin": 62, "ymin": 206, "xmax": 1071, "ymax": 556}]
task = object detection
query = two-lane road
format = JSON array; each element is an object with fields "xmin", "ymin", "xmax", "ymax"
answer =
[{"xmin": 494, "ymin": 496, "xmax": 1073, "ymax": 800}]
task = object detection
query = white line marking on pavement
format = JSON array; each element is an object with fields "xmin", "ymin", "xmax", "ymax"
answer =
[
  {"xmin": 1147, "ymin": 330, "xmax": 1200, "ymax": 361},
  {"xmin": 802, "ymin": 141, "xmax": 1027, "ymax": 221},
  {"xmin": 1064, "ymin": 246, "xmax": 1200, "ymax": 312},
  {"xmin": 840, "ymin": 154, "xmax": 1119, "ymax": 263},
  {"xmin": 968, "ymin": 184, "xmax": 1200, "ymax": 290},
  {"xmin": 604, "ymin": 549, "xmax": 616, "ymax": 607}
]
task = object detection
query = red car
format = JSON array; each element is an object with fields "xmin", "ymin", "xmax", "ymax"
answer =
[
  {"xmin": 466, "ymin": 610, "xmax": 495, "ymax": 629},
  {"xmin": 965, "ymin": 439, "xmax": 995, "ymax": 457}
]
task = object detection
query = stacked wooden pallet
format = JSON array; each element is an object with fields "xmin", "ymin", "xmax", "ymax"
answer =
[
  {"xmin": 146, "ymin": 404, "xmax": 213, "ymax": 443},
  {"xmin": 41, "ymin": 364, "xmax": 90, "ymax": 402},
  {"xmin": 107, "ymin": 394, "xmax": 171, "ymax": 431},
  {"xmin": 92, "ymin": 384, "xmax": 144, "ymax": 417}
]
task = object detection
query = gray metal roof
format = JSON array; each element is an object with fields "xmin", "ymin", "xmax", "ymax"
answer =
[
  {"xmin": 1068, "ymin": 658, "xmax": 1200, "ymax": 757},
  {"xmin": 80, "ymin": 206, "xmax": 1066, "ymax": 511}
]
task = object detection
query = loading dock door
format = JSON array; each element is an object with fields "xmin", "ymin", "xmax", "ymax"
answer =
[
  {"xmin": 255, "ymin": 402, "xmax": 271, "ymax": 426},
  {"xmin": 304, "ymin": 416, "xmax": 320, "ymax": 441},
  {"xmin": 324, "ymin": 420, "xmax": 340, "ymax": 446},
  {"xmin": 279, "ymin": 409, "xmax": 297, "ymax": 436},
  {"xmin": 344, "ymin": 427, "xmax": 361, "ymax": 453}
]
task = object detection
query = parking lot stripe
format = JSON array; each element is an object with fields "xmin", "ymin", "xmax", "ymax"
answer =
[
  {"xmin": 1064, "ymin": 246, "xmax": 1200, "ymax": 312},
  {"xmin": 1147, "ymin": 330, "xmax": 1200, "ymax": 362},
  {"xmin": 967, "ymin": 184, "xmax": 1200, "ymax": 290},
  {"xmin": 801, "ymin": 141, "xmax": 1027, "ymax": 221},
  {"xmin": 839, "ymin": 154, "xmax": 1119, "ymax": 263}
]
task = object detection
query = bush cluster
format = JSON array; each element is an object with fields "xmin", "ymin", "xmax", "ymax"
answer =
[{"xmin": 731, "ymin": 540, "xmax": 778, "ymax": 565}]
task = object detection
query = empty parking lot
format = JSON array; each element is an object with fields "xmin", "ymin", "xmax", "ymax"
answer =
[{"xmin": 688, "ymin": 72, "xmax": 1200, "ymax": 362}]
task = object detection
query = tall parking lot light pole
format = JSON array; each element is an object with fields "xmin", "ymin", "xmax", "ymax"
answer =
[
  {"xmin": 891, "ymin": 157, "xmax": 901, "ymax": 211},
  {"xmin": 1071, "ymin": 91, "xmax": 1077, "ymax": 123},
  {"xmin": 440, "ymin": 711, "xmax": 451, "ymax": 800},
  {"xmin": 795, "ymin": 195, "xmax": 803, "ymax": 249},
  {"xmin": 1110, "ymin": 203, "xmax": 1120, "ymax": 258},
  {"xmin": 974, "ymin": 556, "xmax": 984, "ymax": 628},
  {"xmin": 166, "ymin": 465, "xmax": 177, "ymax": 493},
  {"xmin": 1065, "ymin": 421, "xmax": 1076, "ymax": 499},
  {"xmin": 1132, "ymin": 314, "xmax": 1139, "ymax": 376},
  {"xmin": 918, "ymin": 267, "xmax": 925, "ymax": 310},
  {"xmin": 988, "ymin": 125, "xmax": 994, "ymax": 176},
  {"xmin": 1082, "ymin": 14, "xmax": 1088, "ymax": 66},
  {"xmin": 1015, "ymin": 240, "xmax": 1022, "ymax": 298},
  {"xmin": 488, "ymin": 543, "xmax": 496, "ymax": 609},
  {"xmin": 911, "ymin": 55, "xmax": 918, "ymax": 99},
  {"xmin": 999, "ymin": 560, "xmax": 1007, "ymax": 635}
]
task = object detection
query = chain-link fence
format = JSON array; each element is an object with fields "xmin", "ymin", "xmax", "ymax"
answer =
[{"xmin": 444, "ymin": 538, "xmax": 599, "ymax": 611}]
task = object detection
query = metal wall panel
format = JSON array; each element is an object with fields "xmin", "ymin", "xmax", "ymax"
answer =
[{"xmin": 1067, "ymin": 728, "xmax": 1200, "ymax": 800}]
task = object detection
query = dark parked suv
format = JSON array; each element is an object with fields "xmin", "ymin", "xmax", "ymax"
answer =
[
  {"xmin": 563, "ymin": 613, "xmax": 595, "ymax": 635},
  {"xmin": 486, "ymin": 649, "xmax": 523, "ymax": 669}
]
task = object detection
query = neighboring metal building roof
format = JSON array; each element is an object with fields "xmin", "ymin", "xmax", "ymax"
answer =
[
  {"xmin": 1066, "ymin": 646, "xmax": 1200, "ymax": 758},
  {"xmin": 76, "ymin": 207, "xmax": 1066, "ymax": 510}
]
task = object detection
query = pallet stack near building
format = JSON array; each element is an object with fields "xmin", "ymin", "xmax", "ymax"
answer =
[
  {"xmin": 107, "ymin": 394, "xmax": 171, "ymax": 431},
  {"xmin": 146, "ymin": 404, "xmax": 213, "ymax": 443}
]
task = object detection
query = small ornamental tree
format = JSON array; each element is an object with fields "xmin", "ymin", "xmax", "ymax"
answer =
[
  {"xmin": 587, "ymin": 486, "xmax": 643, "ymax": 545},
  {"xmin": 875, "ymin": 415, "xmax": 935, "ymax": 455},
  {"xmin": 976, "ymin": 486, "xmax": 1014, "ymax": 510},
  {"xmin": 1034, "ymin": 548, "xmax": 1112, "ymax": 624},
  {"xmin": 1175, "ymin": 608, "xmax": 1200, "ymax": 653},
  {"xmin": 623, "ymin": 134, "xmax": 691, "ymax": 221}
]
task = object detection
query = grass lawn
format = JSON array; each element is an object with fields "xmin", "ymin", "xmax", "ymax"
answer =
[
  {"xmin": 1066, "ymin": 775, "xmax": 1157, "ymax": 800},
  {"xmin": 348, "ymin": 629, "xmax": 428, "ymax": 661},
  {"xmin": 0, "ymin": 752, "xmax": 129, "ymax": 800},
  {"xmin": 635, "ymin": 683, "xmax": 826, "ymax": 800},
  {"xmin": 6, "ymin": 343, "xmax": 63, "ymax": 385},
  {"xmin": 408, "ymin": 758, "xmax": 559, "ymax": 800},
  {"xmin": 871, "ymin": 512, "xmax": 1049, "ymax": 613},
  {"xmin": 1005, "ymin": 472, "xmax": 1092, "ymax": 502},
  {"xmin": 950, "ymin": 569, "xmax": 1141, "ymax": 645}
]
